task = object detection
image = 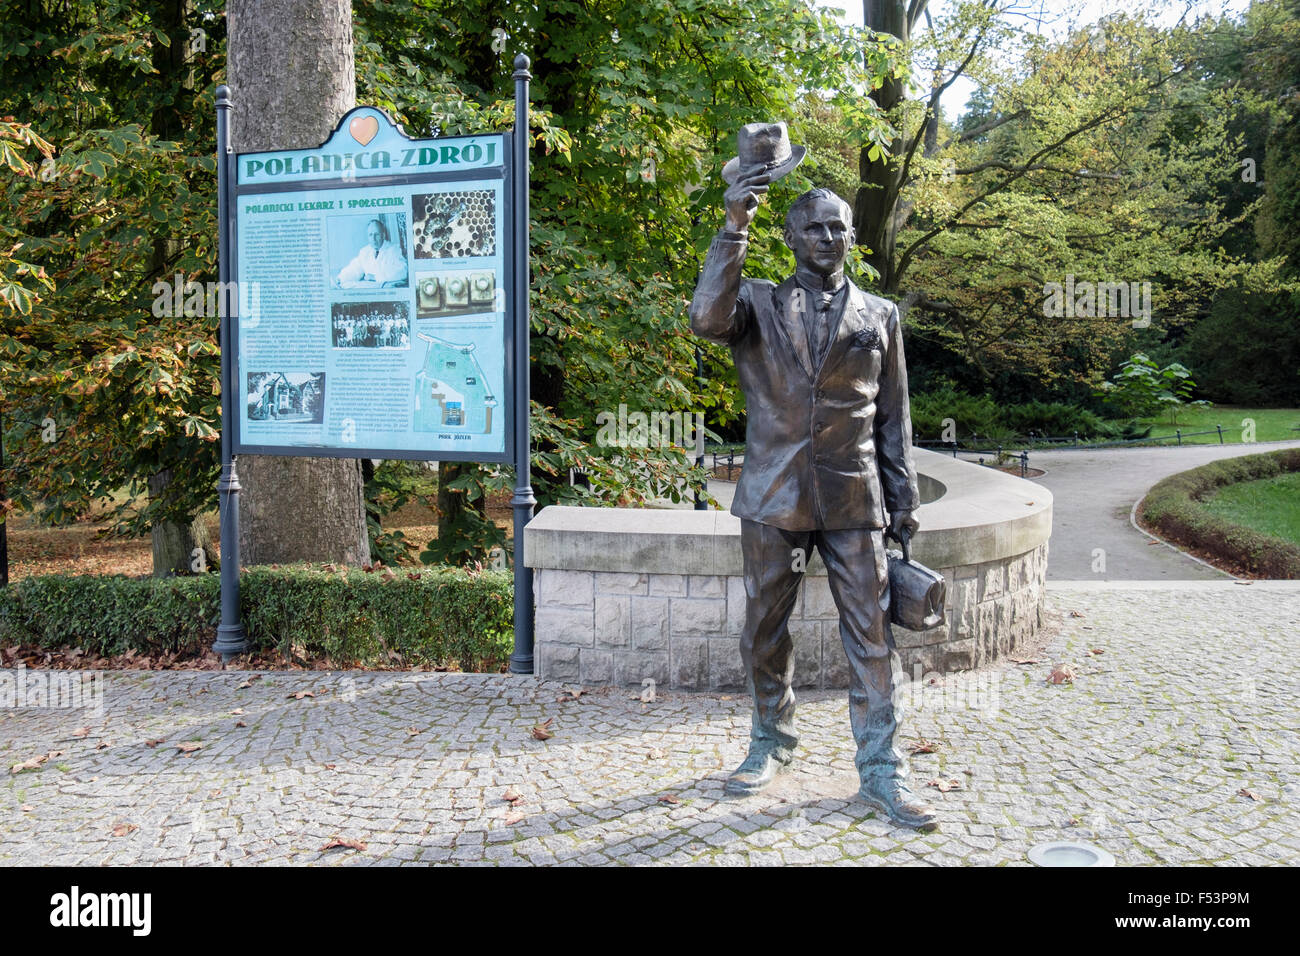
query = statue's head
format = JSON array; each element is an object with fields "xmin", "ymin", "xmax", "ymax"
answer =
[{"xmin": 783, "ymin": 188, "xmax": 854, "ymax": 276}]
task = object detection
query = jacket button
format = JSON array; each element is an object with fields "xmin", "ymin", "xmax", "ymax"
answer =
[
  {"xmin": 813, "ymin": 454, "xmax": 824, "ymax": 464},
  {"xmin": 815, "ymin": 422, "xmax": 827, "ymax": 433},
  {"xmin": 816, "ymin": 390, "xmax": 826, "ymax": 400}
]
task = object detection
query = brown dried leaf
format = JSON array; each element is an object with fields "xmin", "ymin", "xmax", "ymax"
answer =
[
  {"xmin": 1089, "ymin": 648, "xmax": 1105, "ymax": 655},
  {"xmin": 175, "ymin": 741, "xmax": 202, "ymax": 754},
  {"xmin": 557, "ymin": 688, "xmax": 585, "ymax": 703},
  {"xmin": 286, "ymin": 690, "xmax": 315, "ymax": 700},
  {"xmin": 504, "ymin": 810, "xmax": 525, "ymax": 825},
  {"xmin": 1068, "ymin": 610, "xmax": 1084, "ymax": 618},
  {"xmin": 229, "ymin": 708, "xmax": 245, "ymax": 716},
  {"xmin": 20, "ymin": 804, "xmax": 33, "ymax": 813},
  {"xmin": 320, "ymin": 838, "xmax": 367, "ymax": 852},
  {"xmin": 907, "ymin": 738, "xmax": 940, "ymax": 755},
  {"xmin": 10, "ymin": 755, "xmax": 48, "ymax": 774},
  {"xmin": 70, "ymin": 726, "xmax": 91, "ymax": 738},
  {"xmin": 1010, "ymin": 656, "xmax": 1040, "ymax": 665},
  {"xmin": 531, "ymin": 718, "xmax": 554, "ymax": 741},
  {"xmin": 112, "ymin": 822, "xmax": 138, "ymax": 837},
  {"xmin": 234, "ymin": 721, "xmax": 247, "ymax": 728},
  {"xmin": 95, "ymin": 741, "xmax": 110, "ymax": 751},
  {"xmin": 236, "ymin": 675, "xmax": 261, "ymax": 689},
  {"xmin": 323, "ymin": 764, "xmax": 337, "ymax": 771},
  {"xmin": 144, "ymin": 738, "xmax": 166, "ymax": 748},
  {"xmin": 1047, "ymin": 665, "xmax": 1075, "ymax": 685},
  {"xmin": 926, "ymin": 778, "xmax": 962, "ymax": 793},
  {"xmin": 658, "ymin": 794, "xmax": 681, "ymax": 805},
  {"xmin": 1238, "ymin": 788, "xmax": 1260, "ymax": 802},
  {"xmin": 503, "ymin": 786, "xmax": 522, "ymax": 804}
]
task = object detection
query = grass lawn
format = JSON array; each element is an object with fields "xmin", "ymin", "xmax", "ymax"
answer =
[
  {"xmin": 1200, "ymin": 471, "xmax": 1300, "ymax": 547},
  {"xmin": 1141, "ymin": 405, "xmax": 1300, "ymax": 444}
]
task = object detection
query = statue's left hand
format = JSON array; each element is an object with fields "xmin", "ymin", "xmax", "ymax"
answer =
[{"xmin": 887, "ymin": 509, "xmax": 919, "ymax": 545}]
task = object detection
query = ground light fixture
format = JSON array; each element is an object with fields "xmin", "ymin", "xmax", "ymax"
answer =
[{"xmin": 1027, "ymin": 841, "xmax": 1117, "ymax": 866}]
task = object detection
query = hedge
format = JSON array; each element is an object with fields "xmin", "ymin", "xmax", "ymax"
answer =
[
  {"xmin": 1139, "ymin": 448, "xmax": 1300, "ymax": 579},
  {"xmin": 0, "ymin": 565, "xmax": 514, "ymax": 670}
]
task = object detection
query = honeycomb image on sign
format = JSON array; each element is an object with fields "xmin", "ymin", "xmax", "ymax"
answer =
[
  {"xmin": 412, "ymin": 190, "xmax": 496, "ymax": 259},
  {"xmin": 413, "ymin": 333, "xmax": 498, "ymax": 435}
]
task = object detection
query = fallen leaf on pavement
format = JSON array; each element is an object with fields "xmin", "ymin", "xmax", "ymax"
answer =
[
  {"xmin": 907, "ymin": 738, "xmax": 940, "ymax": 755},
  {"xmin": 1047, "ymin": 665, "xmax": 1075, "ymax": 685},
  {"xmin": 1089, "ymin": 648, "xmax": 1105, "ymax": 655},
  {"xmin": 406, "ymin": 726, "xmax": 421, "ymax": 736},
  {"xmin": 927, "ymin": 778, "xmax": 962, "ymax": 793},
  {"xmin": 70, "ymin": 727, "xmax": 91, "ymax": 738},
  {"xmin": 320, "ymin": 838, "xmax": 367, "ymax": 852},
  {"xmin": 658, "ymin": 794, "xmax": 681, "ymax": 805},
  {"xmin": 287, "ymin": 690, "xmax": 315, "ymax": 700},
  {"xmin": 1068, "ymin": 610, "xmax": 1084, "ymax": 618},
  {"xmin": 96, "ymin": 741, "xmax": 110, "ymax": 751},
  {"xmin": 112, "ymin": 822, "xmax": 138, "ymax": 837},
  {"xmin": 144, "ymin": 738, "xmax": 166, "ymax": 748},
  {"xmin": 531, "ymin": 718, "xmax": 554, "ymax": 741},
  {"xmin": 237, "ymin": 675, "xmax": 261, "ymax": 689},
  {"xmin": 557, "ymin": 688, "xmax": 584, "ymax": 703},
  {"xmin": 504, "ymin": 810, "xmax": 525, "ymax": 825},
  {"xmin": 175, "ymin": 742, "xmax": 202, "ymax": 754},
  {"xmin": 1010, "ymin": 656, "xmax": 1040, "ymax": 665},
  {"xmin": 234, "ymin": 721, "xmax": 247, "ymax": 728},
  {"xmin": 1238, "ymin": 788, "xmax": 1260, "ymax": 801},
  {"xmin": 229, "ymin": 708, "xmax": 245, "ymax": 716},
  {"xmin": 323, "ymin": 764, "xmax": 337, "ymax": 771},
  {"xmin": 647, "ymin": 748, "xmax": 667, "ymax": 760},
  {"xmin": 503, "ymin": 786, "xmax": 522, "ymax": 804},
  {"xmin": 20, "ymin": 805, "xmax": 33, "ymax": 813}
]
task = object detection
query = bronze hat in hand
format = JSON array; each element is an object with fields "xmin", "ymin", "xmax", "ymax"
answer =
[{"xmin": 722, "ymin": 122, "xmax": 807, "ymax": 185}]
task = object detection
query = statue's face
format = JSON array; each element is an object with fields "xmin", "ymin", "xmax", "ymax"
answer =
[{"xmin": 784, "ymin": 197, "xmax": 854, "ymax": 276}]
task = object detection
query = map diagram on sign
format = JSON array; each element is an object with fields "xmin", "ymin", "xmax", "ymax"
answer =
[{"xmin": 413, "ymin": 333, "xmax": 498, "ymax": 434}]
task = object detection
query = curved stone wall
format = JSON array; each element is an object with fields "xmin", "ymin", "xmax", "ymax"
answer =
[{"xmin": 524, "ymin": 448, "xmax": 1052, "ymax": 690}]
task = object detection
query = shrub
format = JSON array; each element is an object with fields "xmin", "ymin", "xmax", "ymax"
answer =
[
  {"xmin": 1139, "ymin": 448, "xmax": 1300, "ymax": 578},
  {"xmin": 0, "ymin": 565, "xmax": 513, "ymax": 670}
]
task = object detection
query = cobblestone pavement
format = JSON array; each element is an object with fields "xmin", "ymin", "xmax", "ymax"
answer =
[{"xmin": 2, "ymin": 582, "xmax": 1297, "ymax": 866}]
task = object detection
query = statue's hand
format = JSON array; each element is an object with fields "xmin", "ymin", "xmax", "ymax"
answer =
[
  {"xmin": 724, "ymin": 167, "xmax": 771, "ymax": 234},
  {"xmin": 887, "ymin": 509, "xmax": 920, "ymax": 546}
]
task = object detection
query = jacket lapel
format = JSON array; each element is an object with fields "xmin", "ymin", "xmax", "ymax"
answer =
[
  {"xmin": 772, "ymin": 277, "xmax": 815, "ymax": 380},
  {"xmin": 816, "ymin": 282, "xmax": 872, "ymax": 381}
]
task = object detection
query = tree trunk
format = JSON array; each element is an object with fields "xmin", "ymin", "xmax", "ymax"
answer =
[
  {"xmin": 853, "ymin": 0, "xmax": 915, "ymax": 292},
  {"xmin": 228, "ymin": 0, "xmax": 371, "ymax": 566},
  {"xmin": 149, "ymin": 471, "xmax": 213, "ymax": 575}
]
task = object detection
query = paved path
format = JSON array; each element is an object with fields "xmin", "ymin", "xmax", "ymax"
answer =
[
  {"xmin": 1020, "ymin": 441, "xmax": 1300, "ymax": 581},
  {"xmin": 3, "ymin": 582, "xmax": 1297, "ymax": 866}
]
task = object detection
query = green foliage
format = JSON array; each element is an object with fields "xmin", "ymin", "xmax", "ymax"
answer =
[
  {"xmin": 909, "ymin": 385, "xmax": 1119, "ymax": 442},
  {"xmin": 0, "ymin": 565, "xmax": 513, "ymax": 669},
  {"xmin": 1095, "ymin": 353, "xmax": 1210, "ymax": 425},
  {"xmin": 1140, "ymin": 448, "xmax": 1300, "ymax": 578}
]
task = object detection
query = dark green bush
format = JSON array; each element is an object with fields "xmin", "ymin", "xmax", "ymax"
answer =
[
  {"xmin": 0, "ymin": 565, "xmax": 513, "ymax": 670},
  {"xmin": 1140, "ymin": 448, "xmax": 1300, "ymax": 579},
  {"xmin": 910, "ymin": 387, "xmax": 1123, "ymax": 442}
]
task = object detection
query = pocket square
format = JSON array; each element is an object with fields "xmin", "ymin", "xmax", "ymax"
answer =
[{"xmin": 851, "ymin": 326, "xmax": 881, "ymax": 351}]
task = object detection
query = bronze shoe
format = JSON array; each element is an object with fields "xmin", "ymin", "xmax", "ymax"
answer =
[
  {"xmin": 724, "ymin": 749, "xmax": 786, "ymax": 796},
  {"xmin": 858, "ymin": 777, "xmax": 939, "ymax": 831}
]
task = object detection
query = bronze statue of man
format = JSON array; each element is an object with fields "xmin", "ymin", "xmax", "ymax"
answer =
[{"xmin": 689, "ymin": 122, "xmax": 936, "ymax": 830}]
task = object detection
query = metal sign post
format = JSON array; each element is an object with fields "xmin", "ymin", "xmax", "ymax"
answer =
[{"xmin": 509, "ymin": 55, "xmax": 536, "ymax": 674}]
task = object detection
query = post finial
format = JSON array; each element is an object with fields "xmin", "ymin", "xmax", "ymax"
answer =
[{"xmin": 513, "ymin": 54, "xmax": 531, "ymax": 76}]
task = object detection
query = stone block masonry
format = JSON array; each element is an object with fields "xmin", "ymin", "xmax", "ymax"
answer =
[{"xmin": 527, "ymin": 449, "xmax": 1053, "ymax": 691}]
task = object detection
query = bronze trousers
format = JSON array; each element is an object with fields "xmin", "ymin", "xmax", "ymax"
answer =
[{"xmin": 739, "ymin": 518, "xmax": 906, "ymax": 781}]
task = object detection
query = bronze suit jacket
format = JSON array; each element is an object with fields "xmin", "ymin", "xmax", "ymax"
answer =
[{"xmin": 689, "ymin": 230, "xmax": 920, "ymax": 532}]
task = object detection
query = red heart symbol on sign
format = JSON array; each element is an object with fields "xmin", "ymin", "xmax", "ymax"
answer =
[{"xmin": 349, "ymin": 115, "xmax": 379, "ymax": 146}]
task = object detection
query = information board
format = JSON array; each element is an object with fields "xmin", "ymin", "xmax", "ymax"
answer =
[{"xmin": 231, "ymin": 109, "xmax": 513, "ymax": 462}]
